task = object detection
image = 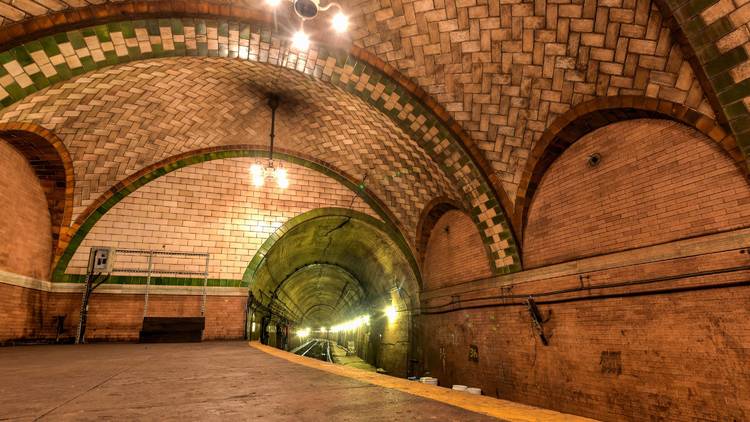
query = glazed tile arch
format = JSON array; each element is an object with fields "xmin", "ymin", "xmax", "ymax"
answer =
[
  {"xmin": 0, "ymin": 17, "xmax": 521, "ymax": 274},
  {"xmin": 51, "ymin": 147, "xmax": 422, "ymax": 287}
]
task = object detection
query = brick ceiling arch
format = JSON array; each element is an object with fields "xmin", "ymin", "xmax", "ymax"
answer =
[
  {"xmin": 1, "ymin": 56, "xmax": 458, "ymax": 239},
  {"xmin": 1, "ymin": 0, "xmax": 744, "ymax": 270},
  {"xmin": 50, "ymin": 147, "xmax": 419, "ymax": 283},
  {"xmin": 0, "ymin": 122, "xmax": 74, "ymax": 261},
  {"xmin": 513, "ymin": 95, "xmax": 747, "ymax": 243},
  {"xmin": 0, "ymin": 1, "xmax": 745, "ymax": 202},
  {"xmin": 0, "ymin": 16, "xmax": 522, "ymax": 273}
]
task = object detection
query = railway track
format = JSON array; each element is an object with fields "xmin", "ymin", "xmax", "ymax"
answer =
[{"xmin": 292, "ymin": 338, "xmax": 333, "ymax": 363}]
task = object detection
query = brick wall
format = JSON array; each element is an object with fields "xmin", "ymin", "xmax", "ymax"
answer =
[
  {"xmin": 0, "ymin": 282, "xmax": 46, "ymax": 341},
  {"xmin": 422, "ymin": 210, "xmax": 492, "ymax": 290},
  {"xmin": 67, "ymin": 157, "xmax": 376, "ymax": 280},
  {"xmin": 44, "ymin": 292, "xmax": 245, "ymax": 342},
  {"xmin": 524, "ymin": 119, "xmax": 750, "ymax": 268},
  {"xmin": 416, "ymin": 243, "xmax": 750, "ymax": 421},
  {"xmin": 0, "ymin": 282, "xmax": 245, "ymax": 343},
  {"xmin": 0, "ymin": 139, "xmax": 51, "ymax": 280}
]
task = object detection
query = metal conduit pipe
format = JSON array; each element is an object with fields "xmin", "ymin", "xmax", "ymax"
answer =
[{"xmin": 420, "ymin": 264, "xmax": 750, "ymax": 315}]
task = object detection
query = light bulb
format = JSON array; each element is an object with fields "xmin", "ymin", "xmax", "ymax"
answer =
[
  {"xmin": 292, "ymin": 30, "xmax": 310, "ymax": 51},
  {"xmin": 250, "ymin": 164, "xmax": 265, "ymax": 187},
  {"xmin": 266, "ymin": 0, "xmax": 282, "ymax": 7},
  {"xmin": 332, "ymin": 12, "xmax": 349, "ymax": 33},
  {"xmin": 275, "ymin": 167, "xmax": 289, "ymax": 188}
]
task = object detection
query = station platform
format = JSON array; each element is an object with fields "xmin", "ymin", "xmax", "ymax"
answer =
[{"xmin": 0, "ymin": 341, "xmax": 593, "ymax": 421}]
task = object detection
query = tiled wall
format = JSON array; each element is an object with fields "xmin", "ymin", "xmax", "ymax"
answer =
[{"xmin": 67, "ymin": 157, "xmax": 377, "ymax": 283}]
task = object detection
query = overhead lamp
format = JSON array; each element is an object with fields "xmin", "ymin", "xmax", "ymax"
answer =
[
  {"xmin": 265, "ymin": 0, "xmax": 349, "ymax": 51},
  {"xmin": 332, "ymin": 12, "xmax": 348, "ymax": 33},
  {"xmin": 250, "ymin": 94, "xmax": 290, "ymax": 189}
]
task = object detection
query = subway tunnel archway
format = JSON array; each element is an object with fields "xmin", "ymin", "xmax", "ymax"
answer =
[{"xmin": 245, "ymin": 208, "xmax": 418, "ymax": 376}]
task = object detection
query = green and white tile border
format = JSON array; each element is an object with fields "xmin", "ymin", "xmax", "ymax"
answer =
[{"xmin": 0, "ymin": 17, "xmax": 521, "ymax": 274}]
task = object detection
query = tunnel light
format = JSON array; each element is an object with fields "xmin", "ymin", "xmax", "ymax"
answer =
[
  {"xmin": 320, "ymin": 327, "xmax": 327, "ymax": 333},
  {"xmin": 296, "ymin": 327, "xmax": 311, "ymax": 338},
  {"xmin": 330, "ymin": 314, "xmax": 370, "ymax": 333},
  {"xmin": 385, "ymin": 305, "xmax": 397, "ymax": 323},
  {"xmin": 332, "ymin": 12, "xmax": 349, "ymax": 33}
]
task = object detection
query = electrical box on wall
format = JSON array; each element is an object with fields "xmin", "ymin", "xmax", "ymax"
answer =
[{"xmin": 88, "ymin": 247, "xmax": 116, "ymax": 273}]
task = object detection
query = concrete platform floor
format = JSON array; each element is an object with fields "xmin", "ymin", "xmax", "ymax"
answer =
[{"xmin": 0, "ymin": 342, "xmax": 589, "ymax": 421}]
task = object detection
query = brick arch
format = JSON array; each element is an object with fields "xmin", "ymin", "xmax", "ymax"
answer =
[
  {"xmin": 52, "ymin": 145, "xmax": 419, "ymax": 283},
  {"xmin": 0, "ymin": 16, "xmax": 520, "ymax": 273},
  {"xmin": 513, "ymin": 96, "xmax": 748, "ymax": 243},
  {"xmin": 0, "ymin": 122, "xmax": 74, "ymax": 262},
  {"xmin": 242, "ymin": 207, "xmax": 419, "ymax": 290},
  {"xmin": 415, "ymin": 197, "xmax": 465, "ymax": 266}
]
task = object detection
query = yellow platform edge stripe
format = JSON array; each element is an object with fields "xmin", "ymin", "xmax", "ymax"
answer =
[{"xmin": 249, "ymin": 342, "xmax": 597, "ymax": 422}]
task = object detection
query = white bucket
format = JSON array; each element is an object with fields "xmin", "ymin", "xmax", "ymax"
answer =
[
  {"xmin": 467, "ymin": 387, "xmax": 482, "ymax": 395},
  {"xmin": 452, "ymin": 385, "xmax": 468, "ymax": 391},
  {"xmin": 420, "ymin": 377, "xmax": 438, "ymax": 385}
]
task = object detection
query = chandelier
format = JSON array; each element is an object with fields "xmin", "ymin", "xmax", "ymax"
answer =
[
  {"xmin": 250, "ymin": 94, "xmax": 289, "ymax": 189},
  {"xmin": 265, "ymin": 0, "xmax": 348, "ymax": 51}
]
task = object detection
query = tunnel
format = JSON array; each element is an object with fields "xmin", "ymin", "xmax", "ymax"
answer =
[{"xmin": 245, "ymin": 209, "xmax": 418, "ymax": 376}]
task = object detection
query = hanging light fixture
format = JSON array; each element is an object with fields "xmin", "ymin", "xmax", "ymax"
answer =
[
  {"xmin": 250, "ymin": 94, "xmax": 290, "ymax": 189},
  {"xmin": 265, "ymin": 0, "xmax": 349, "ymax": 51}
]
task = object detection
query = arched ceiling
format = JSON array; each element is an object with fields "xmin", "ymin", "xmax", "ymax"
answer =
[
  {"xmin": 0, "ymin": 0, "xmax": 746, "ymax": 206},
  {"xmin": 0, "ymin": 56, "xmax": 459, "ymax": 244},
  {"xmin": 250, "ymin": 212, "xmax": 418, "ymax": 326},
  {"xmin": 275, "ymin": 264, "xmax": 366, "ymax": 327}
]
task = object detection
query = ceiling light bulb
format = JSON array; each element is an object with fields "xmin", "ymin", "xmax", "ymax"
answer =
[
  {"xmin": 275, "ymin": 167, "xmax": 289, "ymax": 188},
  {"xmin": 250, "ymin": 164, "xmax": 265, "ymax": 187},
  {"xmin": 332, "ymin": 12, "xmax": 349, "ymax": 33},
  {"xmin": 292, "ymin": 30, "xmax": 310, "ymax": 51},
  {"xmin": 266, "ymin": 0, "xmax": 282, "ymax": 7}
]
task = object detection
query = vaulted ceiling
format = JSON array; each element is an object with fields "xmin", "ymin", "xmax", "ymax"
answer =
[
  {"xmin": 0, "ymin": 0, "xmax": 746, "ymax": 204},
  {"xmin": 0, "ymin": 0, "xmax": 747, "ymax": 274}
]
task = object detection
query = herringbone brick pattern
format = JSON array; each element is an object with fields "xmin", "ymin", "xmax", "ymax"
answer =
[
  {"xmin": 0, "ymin": 57, "xmax": 457, "ymax": 245},
  {"xmin": 346, "ymin": 0, "xmax": 716, "ymax": 198},
  {"xmin": 0, "ymin": 18, "xmax": 521, "ymax": 271}
]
